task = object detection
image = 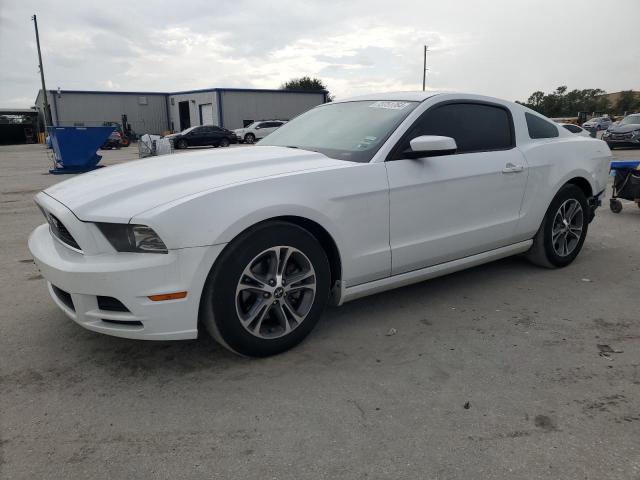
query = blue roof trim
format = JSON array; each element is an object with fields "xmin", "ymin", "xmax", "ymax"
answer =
[
  {"xmin": 170, "ymin": 87, "xmax": 328, "ymax": 96},
  {"xmin": 45, "ymin": 87, "xmax": 327, "ymax": 97},
  {"xmin": 49, "ymin": 89, "xmax": 169, "ymax": 96}
]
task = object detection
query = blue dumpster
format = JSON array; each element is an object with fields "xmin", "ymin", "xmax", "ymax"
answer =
[{"xmin": 48, "ymin": 126, "xmax": 115, "ymax": 174}]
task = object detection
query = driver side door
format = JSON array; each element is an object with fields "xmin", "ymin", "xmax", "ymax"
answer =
[{"xmin": 385, "ymin": 101, "xmax": 529, "ymax": 275}]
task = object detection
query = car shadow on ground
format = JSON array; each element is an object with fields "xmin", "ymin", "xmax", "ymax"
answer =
[{"xmin": 45, "ymin": 254, "xmax": 539, "ymax": 373}]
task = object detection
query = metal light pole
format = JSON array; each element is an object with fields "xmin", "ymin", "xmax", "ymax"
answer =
[
  {"xmin": 422, "ymin": 45, "xmax": 428, "ymax": 91},
  {"xmin": 32, "ymin": 14, "xmax": 53, "ymax": 127}
]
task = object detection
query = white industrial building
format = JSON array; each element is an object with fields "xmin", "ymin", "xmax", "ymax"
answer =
[{"xmin": 35, "ymin": 87, "xmax": 328, "ymax": 135}]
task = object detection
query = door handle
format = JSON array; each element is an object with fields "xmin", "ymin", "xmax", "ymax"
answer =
[{"xmin": 502, "ymin": 162, "xmax": 524, "ymax": 173}]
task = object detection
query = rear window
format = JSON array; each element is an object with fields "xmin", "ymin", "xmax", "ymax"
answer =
[{"xmin": 526, "ymin": 113, "xmax": 559, "ymax": 139}]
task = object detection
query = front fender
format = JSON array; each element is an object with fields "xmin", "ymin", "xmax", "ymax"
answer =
[{"xmin": 132, "ymin": 162, "xmax": 391, "ymax": 287}]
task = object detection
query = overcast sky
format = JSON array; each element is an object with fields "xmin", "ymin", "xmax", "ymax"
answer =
[{"xmin": 1, "ymin": 0, "xmax": 638, "ymax": 107}]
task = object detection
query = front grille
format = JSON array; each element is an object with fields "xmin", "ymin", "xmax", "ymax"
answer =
[
  {"xmin": 97, "ymin": 296, "xmax": 130, "ymax": 312},
  {"xmin": 611, "ymin": 134, "xmax": 632, "ymax": 140},
  {"xmin": 46, "ymin": 213, "xmax": 81, "ymax": 250},
  {"xmin": 52, "ymin": 285, "xmax": 75, "ymax": 311}
]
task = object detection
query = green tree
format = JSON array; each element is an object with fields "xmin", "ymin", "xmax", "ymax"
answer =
[
  {"xmin": 518, "ymin": 86, "xmax": 611, "ymax": 117},
  {"xmin": 615, "ymin": 90, "xmax": 640, "ymax": 114},
  {"xmin": 281, "ymin": 76, "xmax": 333, "ymax": 101}
]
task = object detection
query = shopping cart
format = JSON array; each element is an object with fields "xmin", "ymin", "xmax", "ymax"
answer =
[{"xmin": 609, "ymin": 160, "xmax": 640, "ymax": 213}]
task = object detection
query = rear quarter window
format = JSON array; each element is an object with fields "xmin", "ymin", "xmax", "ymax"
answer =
[
  {"xmin": 562, "ymin": 124, "xmax": 581, "ymax": 134},
  {"xmin": 526, "ymin": 113, "xmax": 559, "ymax": 139}
]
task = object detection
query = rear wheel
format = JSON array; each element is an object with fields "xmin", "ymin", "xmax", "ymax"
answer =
[
  {"xmin": 200, "ymin": 221, "xmax": 330, "ymax": 357},
  {"xmin": 527, "ymin": 184, "xmax": 589, "ymax": 268},
  {"xmin": 219, "ymin": 137, "xmax": 230, "ymax": 147},
  {"xmin": 244, "ymin": 133, "xmax": 256, "ymax": 144}
]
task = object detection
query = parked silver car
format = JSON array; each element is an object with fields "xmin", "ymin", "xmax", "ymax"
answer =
[{"xmin": 582, "ymin": 116, "xmax": 612, "ymax": 131}]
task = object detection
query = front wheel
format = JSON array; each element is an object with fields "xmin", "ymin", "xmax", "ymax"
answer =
[
  {"xmin": 200, "ymin": 221, "xmax": 330, "ymax": 357},
  {"xmin": 244, "ymin": 133, "xmax": 256, "ymax": 144},
  {"xmin": 527, "ymin": 184, "xmax": 589, "ymax": 268},
  {"xmin": 176, "ymin": 139, "xmax": 188, "ymax": 149}
]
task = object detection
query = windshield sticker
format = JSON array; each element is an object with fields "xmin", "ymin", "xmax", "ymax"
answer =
[{"xmin": 369, "ymin": 101, "xmax": 410, "ymax": 110}]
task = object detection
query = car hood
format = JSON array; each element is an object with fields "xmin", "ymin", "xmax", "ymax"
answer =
[
  {"xmin": 608, "ymin": 124, "xmax": 640, "ymax": 133},
  {"xmin": 44, "ymin": 146, "xmax": 350, "ymax": 222}
]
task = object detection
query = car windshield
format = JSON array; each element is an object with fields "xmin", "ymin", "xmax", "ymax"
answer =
[
  {"xmin": 620, "ymin": 115, "xmax": 640, "ymax": 125},
  {"xmin": 259, "ymin": 100, "xmax": 419, "ymax": 162},
  {"xmin": 181, "ymin": 126, "xmax": 198, "ymax": 134},
  {"xmin": 587, "ymin": 118, "xmax": 601, "ymax": 123}
]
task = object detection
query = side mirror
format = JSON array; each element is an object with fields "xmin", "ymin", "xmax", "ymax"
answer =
[
  {"xmin": 255, "ymin": 126, "xmax": 261, "ymax": 130},
  {"xmin": 404, "ymin": 135, "xmax": 457, "ymax": 158}
]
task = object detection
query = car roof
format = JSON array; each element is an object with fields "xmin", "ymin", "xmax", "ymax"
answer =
[{"xmin": 335, "ymin": 91, "xmax": 450, "ymax": 103}]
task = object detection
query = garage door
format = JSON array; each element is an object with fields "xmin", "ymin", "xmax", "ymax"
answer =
[{"xmin": 199, "ymin": 103, "xmax": 214, "ymax": 126}]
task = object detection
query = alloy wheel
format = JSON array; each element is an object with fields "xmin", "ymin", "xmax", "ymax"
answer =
[
  {"xmin": 235, "ymin": 246, "xmax": 316, "ymax": 339},
  {"xmin": 551, "ymin": 199, "xmax": 584, "ymax": 257}
]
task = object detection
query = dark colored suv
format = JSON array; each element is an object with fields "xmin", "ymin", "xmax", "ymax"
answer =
[{"xmin": 166, "ymin": 125, "xmax": 237, "ymax": 149}]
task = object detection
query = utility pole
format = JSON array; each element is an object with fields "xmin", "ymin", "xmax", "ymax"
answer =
[
  {"xmin": 422, "ymin": 45, "xmax": 428, "ymax": 91},
  {"xmin": 32, "ymin": 14, "xmax": 53, "ymax": 127}
]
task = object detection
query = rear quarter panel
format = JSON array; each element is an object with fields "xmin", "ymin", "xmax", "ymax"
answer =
[{"xmin": 516, "ymin": 134, "xmax": 611, "ymax": 240}]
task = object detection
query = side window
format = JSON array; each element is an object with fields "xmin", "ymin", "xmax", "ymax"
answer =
[
  {"xmin": 525, "ymin": 113, "xmax": 559, "ymax": 139},
  {"xmin": 403, "ymin": 103, "xmax": 514, "ymax": 154}
]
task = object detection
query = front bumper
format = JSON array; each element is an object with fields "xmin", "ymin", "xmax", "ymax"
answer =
[
  {"xmin": 605, "ymin": 136, "xmax": 640, "ymax": 146},
  {"xmin": 28, "ymin": 206, "xmax": 225, "ymax": 340}
]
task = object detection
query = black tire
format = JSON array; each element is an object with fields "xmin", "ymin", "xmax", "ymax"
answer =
[
  {"xmin": 219, "ymin": 137, "xmax": 230, "ymax": 147},
  {"xmin": 200, "ymin": 221, "xmax": 330, "ymax": 357},
  {"xmin": 526, "ymin": 184, "xmax": 589, "ymax": 268},
  {"xmin": 244, "ymin": 133, "xmax": 256, "ymax": 144},
  {"xmin": 610, "ymin": 199, "xmax": 623, "ymax": 213},
  {"xmin": 176, "ymin": 139, "xmax": 188, "ymax": 149}
]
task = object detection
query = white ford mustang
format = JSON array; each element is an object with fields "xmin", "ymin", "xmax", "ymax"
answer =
[{"xmin": 29, "ymin": 92, "xmax": 611, "ymax": 356}]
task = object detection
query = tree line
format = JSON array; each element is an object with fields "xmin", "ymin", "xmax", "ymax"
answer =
[{"xmin": 517, "ymin": 86, "xmax": 640, "ymax": 118}]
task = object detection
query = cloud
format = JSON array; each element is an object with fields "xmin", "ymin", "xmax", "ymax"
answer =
[{"xmin": 0, "ymin": 0, "xmax": 637, "ymax": 107}]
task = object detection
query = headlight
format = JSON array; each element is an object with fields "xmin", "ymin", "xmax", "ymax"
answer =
[
  {"xmin": 632, "ymin": 129, "xmax": 640, "ymax": 136},
  {"xmin": 96, "ymin": 223, "xmax": 168, "ymax": 253},
  {"xmin": 603, "ymin": 130, "xmax": 611, "ymax": 136}
]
